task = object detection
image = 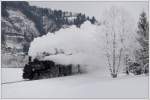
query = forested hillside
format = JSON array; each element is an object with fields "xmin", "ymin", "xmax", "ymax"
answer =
[{"xmin": 1, "ymin": 1, "xmax": 96, "ymax": 54}]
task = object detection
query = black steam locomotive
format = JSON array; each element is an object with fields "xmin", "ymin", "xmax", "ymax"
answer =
[{"xmin": 23, "ymin": 57, "xmax": 75, "ymax": 80}]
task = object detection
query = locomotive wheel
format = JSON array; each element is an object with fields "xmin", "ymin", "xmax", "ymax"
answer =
[
  {"xmin": 23, "ymin": 72, "xmax": 34, "ymax": 80},
  {"xmin": 32, "ymin": 72, "xmax": 40, "ymax": 80}
]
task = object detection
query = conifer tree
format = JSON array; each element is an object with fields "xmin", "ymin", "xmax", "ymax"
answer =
[{"xmin": 136, "ymin": 11, "xmax": 149, "ymax": 73}]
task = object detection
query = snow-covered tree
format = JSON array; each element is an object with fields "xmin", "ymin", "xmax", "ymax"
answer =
[
  {"xmin": 136, "ymin": 11, "xmax": 149, "ymax": 74},
  {"xmin": 101, "ymin": 7, "xmax": 135, "ymax": 78}
]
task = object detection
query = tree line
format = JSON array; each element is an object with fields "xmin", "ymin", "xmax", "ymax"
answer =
[{"xmin": 1, "ymin": 1, "xmax": 97, "ymax": 35}]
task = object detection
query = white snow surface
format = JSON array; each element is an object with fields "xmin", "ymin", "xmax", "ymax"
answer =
[{"xmin": 2, "ymin": 68, "xmax": 149, "ymax": 98}]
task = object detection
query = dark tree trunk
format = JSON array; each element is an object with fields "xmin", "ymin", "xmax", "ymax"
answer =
[{"xmin": 111, "ymin": 73, "xmax": 117, "ymax": 78}]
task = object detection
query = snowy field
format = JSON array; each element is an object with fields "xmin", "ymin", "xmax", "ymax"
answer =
[{"xmin": 2, "ymin": 68, "xmax": 149, "ymax": 99}]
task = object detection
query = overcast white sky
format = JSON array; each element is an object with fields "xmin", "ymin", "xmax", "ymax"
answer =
[{"xmin": 29, "ymin": 1, "xmax": 148, "ymax": 22}]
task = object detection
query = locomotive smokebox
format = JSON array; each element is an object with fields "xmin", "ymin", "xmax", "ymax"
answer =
[{"xmin": 29, "ymin": 56, "xmax": 32, "ymax": 63}]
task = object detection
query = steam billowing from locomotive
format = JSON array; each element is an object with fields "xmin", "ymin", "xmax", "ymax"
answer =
[
  {"xmin": 28, "ymin": 21, "xmax": 105, "ymax": 67},
  {"xmin": 23, "ymin": 21, "xmax": 106, "ymax": 80}
]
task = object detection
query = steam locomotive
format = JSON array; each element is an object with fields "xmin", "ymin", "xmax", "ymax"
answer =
[{"xmin": 23, "ymin": 57, "xmax": 80, "ymax": 80}]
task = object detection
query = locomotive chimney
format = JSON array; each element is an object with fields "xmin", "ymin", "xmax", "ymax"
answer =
[{"xmin": 29, "ymin": 56, "xmax": 32, "ymax": 63}]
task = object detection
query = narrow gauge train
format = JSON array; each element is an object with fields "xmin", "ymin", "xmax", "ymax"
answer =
[{"xmin": 23, "ymin": 57, "xmax": 80, "ymax": 80}]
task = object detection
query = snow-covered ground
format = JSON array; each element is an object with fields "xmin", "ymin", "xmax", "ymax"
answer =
[{"xmin": 2, "ymin": 68, "xmax": 148, "ymax": 99}]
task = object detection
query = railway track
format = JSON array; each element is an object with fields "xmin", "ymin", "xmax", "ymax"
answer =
[{"xmin": 2, "ymin": 80, "xmax": 29, "ymax": 85}]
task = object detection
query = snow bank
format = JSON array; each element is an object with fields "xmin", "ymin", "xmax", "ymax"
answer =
[
  {"xmin": 2, "ymin": 68, "xmax": 148, "ymax": 98},
  {"xmin": 28, "ymin": 21, "xmax": 107, "ymax": 71}
]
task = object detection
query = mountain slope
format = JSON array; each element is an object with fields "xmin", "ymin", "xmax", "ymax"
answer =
[{"xmin": 1, "ymin": 1, "xmax": 96, "ymax": 54}]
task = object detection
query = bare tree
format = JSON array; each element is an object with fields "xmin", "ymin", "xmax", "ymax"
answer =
[{"xmin": 102, "ymin": 7, "xmax": 134, "ymax": 78}]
